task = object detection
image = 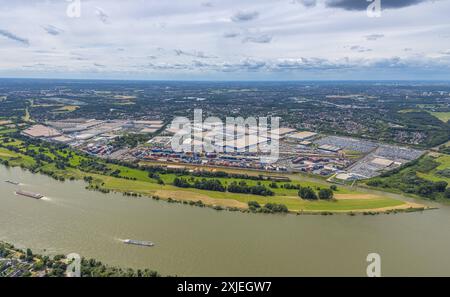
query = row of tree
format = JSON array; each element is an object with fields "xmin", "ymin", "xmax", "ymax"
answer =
[
  {"xmin": 228, "ymin": 181, "xmax": 274, "ymax": 196},
  {"xmin": 173, "ymin": 178, "xmax": 274, "ymax": 196},
  {"xmin": 298, "ymin": 187, "xmax": 334, "ymax": 200},
  {"xmin": 173, "ymin": 177, "xmax": 227, "ymax": 192},
  {"xmin": 248, "ymin": 201, "xmax": 288, "ymax": 213}
]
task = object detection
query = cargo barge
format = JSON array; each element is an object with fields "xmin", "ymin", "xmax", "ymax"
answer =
[
  {"xmin": 15, "ymin": 190, "xmax": 44, "ymax": 199},
  {"xmin": 122, "ymin": 239, "xmax": 154, "ymax": 247}
]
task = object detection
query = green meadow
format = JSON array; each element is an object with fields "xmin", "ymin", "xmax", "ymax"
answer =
[{"xmin": 429, "ymin": 112, "xmax": 450, "ymax": 123}]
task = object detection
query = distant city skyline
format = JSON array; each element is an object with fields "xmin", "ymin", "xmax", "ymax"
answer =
[{"xmin": 0, "ymin": 0, "xmax": 449, "ymax": 80}]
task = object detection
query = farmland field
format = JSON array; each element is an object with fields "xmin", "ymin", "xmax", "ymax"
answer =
[{"xmin": 429, "ymin": 112, "xmax": 450, "ymax": 123}]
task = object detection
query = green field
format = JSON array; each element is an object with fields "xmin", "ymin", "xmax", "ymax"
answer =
[
  {"xmin": 398, "ymin": 109, "xmax": 450, "ymax": 123},
  {"xmin": 429, "ymin": 112, "xmax": 450, "ymax": 123},
  {"xmin": 23, "ymin": 108, "xmax": 32, "ymax": 122},
  {"xmin": 0, "ymin": 147, "xmax": 36, "ymax": 167},
  {"xmin": 95, "ymin": 175, "xmax": 405, "ymax": 211},
  {"xmin": 0, "ymin": 127, "xmax": 18, "ymax": 135},
  {"xmin": 0, "ymin": 134, "xmax": 421, "ymax": 213}
]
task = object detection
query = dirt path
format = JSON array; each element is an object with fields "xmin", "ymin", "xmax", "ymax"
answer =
[{"xmin": 335, "ymin": 194, "xmax": 381, "ymax": 200}]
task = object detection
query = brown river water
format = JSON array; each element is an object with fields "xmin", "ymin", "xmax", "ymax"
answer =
[{"xmin": 1, "ymin": 166, "xmax": 449, "ymax": 276}]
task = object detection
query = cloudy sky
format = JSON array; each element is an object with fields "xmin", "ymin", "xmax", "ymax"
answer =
[{"xmin": 0, "ymin": 0, "xmax": 449, "ymax": 80}]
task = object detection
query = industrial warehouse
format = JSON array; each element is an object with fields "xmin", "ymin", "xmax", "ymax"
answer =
[{"xmin": 20, "ymin": 117, "xmax": 424, "ymax": 182}]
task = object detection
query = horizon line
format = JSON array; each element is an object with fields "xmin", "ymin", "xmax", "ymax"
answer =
[{"xmin": 1, "ymin": 77, "xmax": 450, "ymax": 83}]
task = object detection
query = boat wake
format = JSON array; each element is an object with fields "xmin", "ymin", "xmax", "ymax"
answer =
[
  {"xmin": 14, "ymin": 190, "xmax": 44, "ymax": 200},
  {"xmin": 5, "ymin": 180, "xmax": 21, "ymax": 186}
]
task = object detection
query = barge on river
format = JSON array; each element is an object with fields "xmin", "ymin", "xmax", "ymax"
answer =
[
  {"xmin": 15, "ymin": 190, "xmax": 44, "ymax": 199},
  {"xmin": 122, "ymin": 239, "xmax": 155, "ymax": 247}
]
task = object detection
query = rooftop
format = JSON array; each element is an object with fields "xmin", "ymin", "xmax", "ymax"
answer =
[
  {"xmin": 22, "ymin": 125, "xmax": 61, "ymax": 138},
  {"xmin": 287, "ymin": 131, "xmax": 317, "ymax": 140}
]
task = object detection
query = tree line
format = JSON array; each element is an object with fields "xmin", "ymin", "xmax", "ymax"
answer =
[{"xmin": 173, "ymin": 177, "xmax": 274, "ymax": 196}]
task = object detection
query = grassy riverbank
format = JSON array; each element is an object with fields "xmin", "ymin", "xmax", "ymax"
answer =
[{"xmin": 0, "ymin": 133, "xmax": 427, "ymax": 214}]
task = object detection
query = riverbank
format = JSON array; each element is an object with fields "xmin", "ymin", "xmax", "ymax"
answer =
[
  {"xmin": 0, "ymin": 134, "xmax": 429, "ymax": 214},
  {"xmin": 1, "ymin": 165, "xmax": 450, "ymax": 276},
  {"xmin": 0, "ymin": 241, "xmax": 159, "ymax": 277}
]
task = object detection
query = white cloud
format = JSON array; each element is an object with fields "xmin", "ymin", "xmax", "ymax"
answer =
[
  {"xmin": 0, "ymin": 28, "xmax": 29, "ymax": 46},
  {"xmin": 95, "ymin": 7, "xmax": 109, "ymax": 24},
  {"xmin": 42, "ymin": 25, "xmax": 64, "ymax": 36},
  {"xmin": 243, "ymin": 34, "xmax": 272, "ymax": 44},
  {"xmin": 231, "ymin": 10, "xmax": 259, "ymax": 22},
  {"xmin": 365, "ymin": 34, "xmax": 384, "ymax": 41},
  {"xmin": 0, "ymin": 0, "xmax": 448, "ymax": 80},
  {"xmin": 223, "ymin": 31, "xmax": 240, "ymax": 38}
]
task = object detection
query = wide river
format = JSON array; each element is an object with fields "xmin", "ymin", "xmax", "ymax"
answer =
[{"xmin": 1, "ymin": 165, "xmax": 449, "ymax": 276}]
